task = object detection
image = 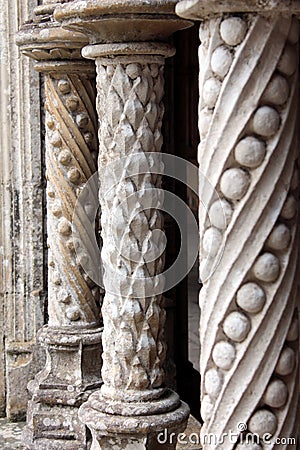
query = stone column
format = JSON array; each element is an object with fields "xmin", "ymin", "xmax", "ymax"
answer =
[
  {"xmin": 177, "ymin": 1, "xmax": 300, "ymax": 448},
  {"xmin": 55, "ymin": 2, "xmax": 191, "ymax": 449},
  {"xmin": 17, "ymin": 3, "xmax": 103, "ymax": 449}
]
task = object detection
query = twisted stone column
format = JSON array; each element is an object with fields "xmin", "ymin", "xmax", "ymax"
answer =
[
  {"xmin": 177, "ymin": 1, "xmax": 300, "ymax": 449},
  {"xmin": 55, "ymin": 2, "xmax": 191, "ymax": 448},
  {"xmin": 17, "ymin": 3, "xmax": 103, "ymax": 449}
]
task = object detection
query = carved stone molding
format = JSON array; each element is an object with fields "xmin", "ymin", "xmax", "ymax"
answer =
[
  {"xmin": 56, "ymin": 2, "xmax": 191, "ymax": 449},
  {"xmin": 17, "ymin": 4, "xmax": 103, "ymax": 448},
  {"xmin": 177, "ymin": 2, "xmax": 300, "ymax": 449}
]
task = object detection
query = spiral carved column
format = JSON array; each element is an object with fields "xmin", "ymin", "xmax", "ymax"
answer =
[
  {"xmin": 177, "ymin": 2, "xmax": 300, "ymax": 449},
  {"xmin": 55, "ymin": 2, "xmax": 191, "ymax": 449},
  {"xmin": 17, "ymin": 4, "xmax": 103, "ymax": 449}
]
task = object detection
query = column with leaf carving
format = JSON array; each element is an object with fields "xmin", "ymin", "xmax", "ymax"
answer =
[
  {"xmin": 55, "ymin": 2, "xmax": 191, "ymax": 449},
  {"xmin": 17, "ymin": 3, "xmax": 103, "ymax": 449},
  {"xmin": 177, "ymin": 1, "xmax": 300, "ymax": 448}
]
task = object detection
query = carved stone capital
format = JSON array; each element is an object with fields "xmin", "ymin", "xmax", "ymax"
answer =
[
  {"xmin": 16, "ymin": 18, "xmax": 88, "ymax": 66},
  {"xmin": 54, "ymin": 0, "xmax": 191, "ymax": 44}
]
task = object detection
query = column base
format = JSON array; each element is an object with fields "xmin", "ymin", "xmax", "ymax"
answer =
[
  {"xmin": 23, "ymin": 325, "xmax": 102, "ymax": 449},
  {"xmin": 79, "ymin": 389, "xmax": 190, "ymax": 450}
]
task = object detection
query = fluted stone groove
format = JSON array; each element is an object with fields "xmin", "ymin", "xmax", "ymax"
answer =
[
  {"xmin": 17, "ymin": 3, "xmax": 103, "ymax": 449},
  {"xmin": 55, "ymin": 2, "xmax": 191, "ymax": 449},
  {"xmin": 176, "ymin": 3, "xmax": 300, "ymax": 449}
]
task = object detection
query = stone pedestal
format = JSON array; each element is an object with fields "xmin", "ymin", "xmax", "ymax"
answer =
[
  {"xmin": 17, "ymin": 3, "xmax": 103, "ymax": 448},
  {"xmin": 177, "ymin": 2, "xmax": 300, "ymax": 449},
  {"xmin": 55, "ymin": 2, "xmax": 191, "ymax": 449},
  {"xmin": 23, "ymin": 326, "xmax": 102, "ymax": 449}
]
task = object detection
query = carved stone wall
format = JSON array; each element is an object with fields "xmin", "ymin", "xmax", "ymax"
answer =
[{"xmin": 0, "ymin": 0, "xmax": 45, "ymax": 419}]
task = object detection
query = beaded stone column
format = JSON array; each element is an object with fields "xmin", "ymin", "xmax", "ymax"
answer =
[
  {"xmin": 177, "ymin": 1, "xmax": 300, "ymax": 449},
  {"xmin": 17, "ymin": 3, "xmax": 103, "ymax": 449},
  {"xmin": 55, "ymin": 2, "xmax": 191, "ymax": 449}
]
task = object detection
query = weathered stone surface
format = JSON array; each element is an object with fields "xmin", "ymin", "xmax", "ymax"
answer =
[
  {"xmin": 0, "ymin": 418, "xmax": 25, "ymax": 449},
  {"xmin": 5, "ymin": 343, "xmax": 45, "ymax": 422},
  {"xmin": 24, "ymin": 401, "xmax": 89, "ymax": 450},
  {"xmin": 0, "ymin": 0, "xmax": 45, "ymax": 419},
  {"xmin": 177, "ymin": 2, "xmax": 300, "ymax": 448}
]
